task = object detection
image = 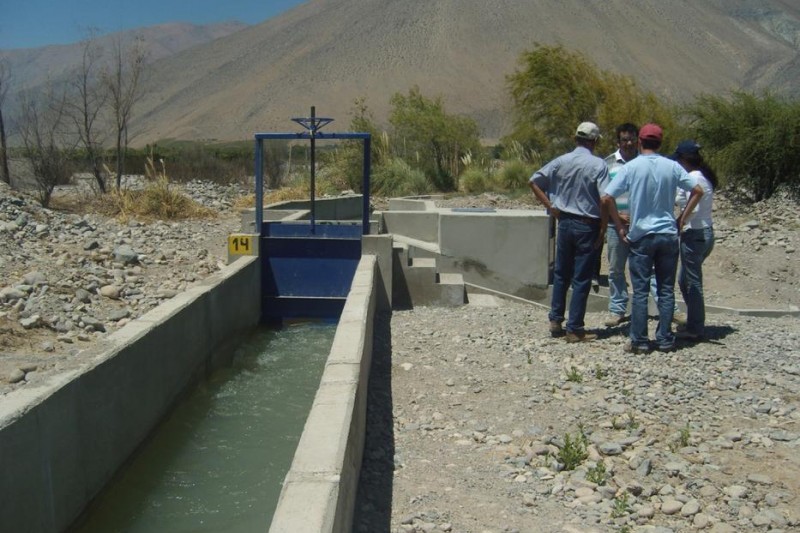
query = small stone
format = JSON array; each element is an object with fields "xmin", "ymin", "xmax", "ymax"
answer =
[
  {"xmin": 708, "ymin": 523, "xmax": 737, "ymax": 533},
  {"xmin": 681, "ymin": 499, "xmax": 701, "ymax": 516},
  {"xmin": 637, "ymin": 505, "xmax": 655, "ymax": 519},
  {"xmin": 693, "ymin": 513, "xmax": 711, "ymax": 528},
  {"xmin": 724, "ymin": 485, "xmax": 748, "ymax": 499},
  {"xmin": 99, "ymin": 285, "xmax": 121, "ymax": 299},
  {"xmin": 661, "ymin": 499, "xmax": 683, "ymax": 515},
  {"xmin": 598, "ymin": 442, "xmax": 623, "ymax": 455},
  {"xmin": 7, "ymin": 369, "xmax": 26, "ymax": 383},
  {"xmin": 747, "ymin": 473, "xmax": 773, "ymax": 485}
]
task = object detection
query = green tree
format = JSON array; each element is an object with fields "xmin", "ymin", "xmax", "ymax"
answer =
[
  {"xmin": 331, "ymin": 97, "xmax": 384, "ymax": 192},
  {"xmin": 389, "ymin": 86, "xmax": 480, "ymax": 191},
  {"xmin": 507, "ymin": 45, "xmax": 603, "ymax": 156},
  {"xmin": 684, "ymin": 91, "xmax": 800, "ymax": 200},
  {"xmin": 506, "ymin": 44, "xmax": 677, "ymax": 158}
]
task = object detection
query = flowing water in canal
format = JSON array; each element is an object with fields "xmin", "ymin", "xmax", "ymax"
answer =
[{"xmin": 74, "ymin": 321, "xmax": 335, "ymax": 533}]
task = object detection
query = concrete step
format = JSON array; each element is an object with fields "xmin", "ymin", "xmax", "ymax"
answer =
[{"xmin": 436, "ymin": 272, "xmax": 466, "ymax": 306}]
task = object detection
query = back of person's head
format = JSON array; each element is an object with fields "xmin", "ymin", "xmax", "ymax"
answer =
[
  {"xmin": 638, "ymin": 123, "xmax": 663, "ymax": 151},
  {"xmin": 672, "ymin": 139, "xmax": 718, "ymax": 189}
]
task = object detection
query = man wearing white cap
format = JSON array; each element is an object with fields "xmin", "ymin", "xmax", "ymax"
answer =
[{"xmin": 529, "ymin": 122, "xmax": 608, "ymax": 342}]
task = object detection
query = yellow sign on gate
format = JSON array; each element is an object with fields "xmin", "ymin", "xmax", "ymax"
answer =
[{"xmin": 228, "ymin": 234, "xmax": 256, "ymax": 256}]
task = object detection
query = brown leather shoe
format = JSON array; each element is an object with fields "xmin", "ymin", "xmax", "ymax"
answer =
[
  {"xmin": 549, "ymin": 321, "xmax": 564, "ymax": 337},
  {"xmin": 604, "ymin": 313, "xmax": 628, "ymax": 327},
  {"xmin": 565, "ymin": 330, "xmax": 597, "ymax": 343}
]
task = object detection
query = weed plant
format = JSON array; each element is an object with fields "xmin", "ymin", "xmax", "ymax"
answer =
[
  {"xmin": 586, "ymin": 462, "xmax": 608, "ymax": 485},
  {"xmin": 611, "ymin": 493, "xmax": 631, "ymax": 518},
  {"xmin": 565, "ymin": 365, "xmax": 583, "ymax": 383},
  {"xmin": 557, "ymin": 429, "xmax": 589, "ymax": 471}
]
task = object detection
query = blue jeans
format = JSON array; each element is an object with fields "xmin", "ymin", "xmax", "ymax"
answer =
[
  {"xmin": 679, "ymin": 227, "xmax": 715, "ymax": 335},
  {"xmin": 549, "ymin": 217, "xmax": 600, "ymax": 333},
  {"xmin": 628, "ymin": 233, "xmax": 679, "ymax": 349},
  {"xmin": 606, "ymin": 226, "xmax": 629, "ymax": 316}
]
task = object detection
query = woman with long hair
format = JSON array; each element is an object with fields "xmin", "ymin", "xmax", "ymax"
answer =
[{"xmin": 673, "ymin": 140, "xmax": 717, "ymax": 340}]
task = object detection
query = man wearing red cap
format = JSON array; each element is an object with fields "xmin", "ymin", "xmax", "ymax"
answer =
[{"xmin": 602, "ymin": 123, "xmax": 704, "ymax": 353}]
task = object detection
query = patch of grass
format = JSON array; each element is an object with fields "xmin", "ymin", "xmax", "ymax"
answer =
[
  {"xmin": 677, "ymin": 422, "xmax": 692, "ymax": 448},
  {"xmin": 611, "ymin": 493, "xmax": 631, "ymax": 518},
  {"xmin": 586, "ymin": 462, "xmax": 608, "ymax": 485},
  {"xmin": 594, "ymin": 365, "xmax": 608, "ymax": 380},
  {"xmin": 565, "ymin": 365, "xmax": 584, "ymax": 383}
]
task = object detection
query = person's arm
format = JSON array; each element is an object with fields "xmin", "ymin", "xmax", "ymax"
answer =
[
  {"xmin": 596, "ymin": 197, "xmax": 608, "ymax": 249},
  {"xmin": 595, "ymin": 167, "xmax": 609, "ymax": 249},
  {"xmin": 602, "ymin": 194, "xmax": 628, "ymax": 244},
  {"xmin": 529, "ymin": 180, "xmax": 560, "ymax": 219},
  {"xmin": 676, "ymin": 185, "xmax": 704, "ymax": 230}
]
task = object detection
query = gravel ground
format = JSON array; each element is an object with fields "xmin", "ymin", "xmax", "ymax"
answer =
[
  {"xmin": 2, "ymin": 180, "xmax": 799, "ymax": 533},
  {"xmin": 354, "ymin": 304, "xmax": 800, "ymax": 533},
  {"xmin": 354, "ymin": 192, "xmax": 800, "ymax": 533}
]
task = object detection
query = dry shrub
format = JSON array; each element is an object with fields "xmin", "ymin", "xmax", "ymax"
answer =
[{"xmin": 64, "ymin": 177, "xmax": 215, "ymax": 222}]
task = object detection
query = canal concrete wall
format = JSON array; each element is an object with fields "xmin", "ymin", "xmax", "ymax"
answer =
[
  {"xmin": 269, "ymin": 249, "xmax": 384, "ymax": 533},
  {"xmin": 0, "ymin": 256, "xmax": 261, "ymax": 533}
]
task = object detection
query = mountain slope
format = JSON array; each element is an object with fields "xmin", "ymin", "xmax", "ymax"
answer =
[
  {"xmin": 129, "ymin": 0, "xmax": 800, "ymax": 143},
  {"xmin": 0, "ymin": 21, "xmax": 248, "ymax": 95},
  {"xmin": 5, "ymin": 1, "xmax": 800, "ymax": 144}
]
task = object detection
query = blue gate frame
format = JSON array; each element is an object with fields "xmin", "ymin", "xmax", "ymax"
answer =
[{"xmin": 253, "ymin": 127, "xmax": 372, "ymax": 321}]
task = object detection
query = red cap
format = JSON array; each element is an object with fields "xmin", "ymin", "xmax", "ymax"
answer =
[{"xmin": 639, "ymin": 123, "xmax": 663, "ymax": 142}]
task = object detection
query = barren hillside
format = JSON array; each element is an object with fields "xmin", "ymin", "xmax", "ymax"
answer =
[
  {"xmin": 129, "ymin": 0, "xmax": 800, "ymax": 143},
  {"xmin": 0, "ymin": 21, "xmax": 248, "ymax": 97},
  {"xmin": 3, "ymin": 1, "xmax": 799, "ymax": 144}
]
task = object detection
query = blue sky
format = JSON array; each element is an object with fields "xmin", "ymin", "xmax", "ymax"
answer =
[{"xmin": 0, "ymin": 0, "xmax": 307, "ymax": 49}]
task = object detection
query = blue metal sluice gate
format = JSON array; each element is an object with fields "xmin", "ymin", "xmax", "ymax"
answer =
[{"xmin": 254, "ymin": 110, "xmax": 371, "ymax": 321}]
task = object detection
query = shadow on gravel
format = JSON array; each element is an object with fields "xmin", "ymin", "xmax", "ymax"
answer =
[
  {"xmin": 689, "ymin": 324, "xmax": 737, "ymax": 346},
  {"xmin": 352, "ymin": 311, "xmax": 394, "ymax": 532},
  {"xmin": 594, "ymin": 323, "xmax": 738, "ymax": 346}
]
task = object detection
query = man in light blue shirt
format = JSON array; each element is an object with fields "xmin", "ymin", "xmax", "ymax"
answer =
[
  {"xmin": 602, "ymin": 123, "xmax": 703, "ymax": 353},
  {"xmin": 530, "ymin": 122, "xmax": 608, "ymax": 343}
]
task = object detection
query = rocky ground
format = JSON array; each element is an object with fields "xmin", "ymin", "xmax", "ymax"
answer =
[
  {"xmin": 2, "ymin": 180, "xmax": 799, "ymax": 532},
  {"xmin": 0, "ymin": 179, "xmax": 244, "ymax": 392},
  {"xmin": 352, "ymin": 192, "xmax": 800, "ymax": 533}
]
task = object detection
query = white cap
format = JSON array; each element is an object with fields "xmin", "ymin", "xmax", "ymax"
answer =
[{"xmin": 576, "ymin": 122, "xmax": 601, "ymax": 140}]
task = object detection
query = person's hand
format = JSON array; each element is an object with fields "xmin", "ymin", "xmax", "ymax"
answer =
[
  {"xmin": 549, "ymin": 206, "xmax": 561, "ymax": 219},
  {"xmin": 617, "ymin": 225, "xmax": 630, "ymax": 245},
  {"xmin": 619, "ymin": 213, "xmax": 630, "ymax": 226}
]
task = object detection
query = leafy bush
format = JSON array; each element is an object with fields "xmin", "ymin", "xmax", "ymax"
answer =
[
  {"xmin": 460, "ymin": 167, "xmax": 489, "ymax": 193},
  {"xmin": 684, "ymin": 91, "xmax": 800, "ymax": 200},
  {"xmin": 506, "ymin": 44, "xmax": 678, "ymax": 159},
  {"xmin": 372, "ymin": 158, "xmax": 432, "ymax": 197},
  {"xmin": 390, "ymin": 86, "xmax": 480, "ymax": 191},
  {"xmin": 497, "ymin": 159, "xmax": 533, "ymax": 191}
]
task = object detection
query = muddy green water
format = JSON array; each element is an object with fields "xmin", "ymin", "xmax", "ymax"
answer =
[{"xmin": 74, "ymin": 322, "xmax": 335, "ymax": 533}]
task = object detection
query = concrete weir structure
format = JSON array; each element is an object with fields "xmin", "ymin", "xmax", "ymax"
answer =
[
  {"xmin": 2, "ymin": 193, "xmax": 797, "ymax": 533},
  {"xmin": 0, "ymin": 192, "xmax": 553, "ymax": 533}
]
